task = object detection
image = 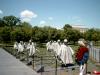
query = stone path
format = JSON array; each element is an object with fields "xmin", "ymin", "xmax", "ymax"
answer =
[{"xmin": 0, "ymin": 48, "xmax": 40, "ymax": 75}]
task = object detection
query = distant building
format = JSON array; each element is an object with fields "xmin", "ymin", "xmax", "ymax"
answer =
[{"xmin": 72, "ymin": 25, "xmax": 88, "ymax": 33}]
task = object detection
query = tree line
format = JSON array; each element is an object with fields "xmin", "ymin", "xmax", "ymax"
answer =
[{"xmin": 0, "ymin": 15, "xmax": 100, "ymax": 44}]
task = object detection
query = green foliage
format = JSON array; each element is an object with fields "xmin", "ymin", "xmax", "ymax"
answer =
[
  {"xmin": 63, "ymin": 24, "xmax": 81, "ymax": 43},
  {"xmin": 0, "ymin": 18, "xmax": 5, "ymax": 27},
  {"xmin": 84, "ymin": 28, "xmax": 100, "ymax": 41},
  {"xmin": 32, "ymin": 26, "xmax": 51, "ymax": 42},
  {"xmin": 63, "ymin": 24, "xmax": 72, "ymax": 30},
  {"xmin": 47, "ymin": 27, "xmax": 58, "ymax": 40},
  {"xmin": 0, "ymin": 15, "xmax": 100, "ymax": 44},
  {"xmin": 0, "ymin": 27, "xmax": 11, "ymax": 42},
  {"xmin": 2, "ymin": 15, "xmax": 20, "ymax": 27},
  {"xmin": 20, "ymin": 22, "xmax": 32, "ymax": 28},
  {"xmin": 11, "ymin": 24, "xmax": 32, "ymax": 42},
  {"xmin": 11, "ymin": 28, "xmax": 25, "ymax": 42},
  {"xmin": 32, "ymin": 26, "xmax": 61, "ymax": 42}
]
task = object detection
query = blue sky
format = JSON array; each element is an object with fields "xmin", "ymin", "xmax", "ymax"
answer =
[{"xmin": 0, "ymin": 0, "xmax": 100, "ymax": 28}]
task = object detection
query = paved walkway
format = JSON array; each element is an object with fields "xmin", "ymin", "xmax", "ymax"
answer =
[{"xmin": 0, "ymin": 48, "xmax": 40, "ymax": 75}]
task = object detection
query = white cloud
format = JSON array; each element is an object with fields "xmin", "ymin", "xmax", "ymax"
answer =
[
  {"xmin": 48, "ymin": 17, "xmax": 53, "ymax": 20},
  {"xmin": 69, "ymin": 16, "xmax": 82, "ymax": 23},
  {"xmin": 20, "ymin": 10, "xmax": 37, "ymax": 22},
  {"xmin": 21, "ymin": 18, "xmax": 31, "ymax": 22},
  {"xmin": 72, "ymin": 25, "xmax": 86, "ymax": 28},
  {"xmin": 40, "ymin": 20, "xmax": 46, "ymax": 24},
  {"xmin": 20, "ymin": 10, "xmax": 37, "ymax": 18},
  {"xmin": 0, "ymin": 10, "xmax": 3, "ymax": 14}
]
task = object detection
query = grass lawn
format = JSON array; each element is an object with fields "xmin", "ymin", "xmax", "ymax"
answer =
[{"xmin": 2, "ymin": 43, "xmax": 79, "ymax": 68}]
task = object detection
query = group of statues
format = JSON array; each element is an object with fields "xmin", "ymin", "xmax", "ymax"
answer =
[
  {"xmin": 46, "ymin": 39, "xmax": 89, "ymax": 75},
  {"xmin": 46, "ymin": 39, "xmax": 74, "ymax": 65},
  {"xmin": 13, "ymin": 40, "xmax": 36, "ymax": 58},
  {"xmin": 13, "ymin": 38, "xmax": 90, "ymax": 75}
]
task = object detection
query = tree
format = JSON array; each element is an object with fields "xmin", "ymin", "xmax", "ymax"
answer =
[
  {"xmin": 0, "ymin": 27, "xmax": 11, "ymax": 42},
  {"xmin": 63, "ymin": 24, "xmax": 72, "ymax": 30},
  {"xmin": 69, "ymin": 29, "xmax": 82, "ymax": 44},
  {"xmin": 32, "ymin": 26, "xmax": 48, "ymax": 42},
  {"xmin": 11, "ymin": 22, "xmax": 32, "ymax": 42},
  {"xmin": 2, "ymin": 15, "xmax": 20, "ymax": 29},
  {"xmin": 20, "ymin": 22, "xmax": 32, "ymax": 28},
  {"xmin": 44, "ymin": 26, "xmax": 59, "ymax": 41},
  {"xmin": 84, "ymin": 28, "xmax": 100, "ymax": 42},
  {"xmin": 0, "ymin": 18, "xmax": 5, "ymax": 27},
  {"xmin": 63, "ymin": 24, "xmax": 82, "ymax": 44}
]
